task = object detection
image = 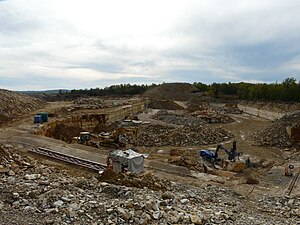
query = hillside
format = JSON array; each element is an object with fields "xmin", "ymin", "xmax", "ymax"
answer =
[
  {"xmin": 143, "ymin": 83, "xmax": 198, "ymax": 101},
  {"xmin": 0, "ymin": 89, "xmax": 45, "ymax": 125}
]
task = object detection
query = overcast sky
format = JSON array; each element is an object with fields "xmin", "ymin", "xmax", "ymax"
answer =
[{"xmin": 1, "ymin": 0, "xmax": 300, "ymax": 90}]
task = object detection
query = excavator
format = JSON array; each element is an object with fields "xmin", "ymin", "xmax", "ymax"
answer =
[
  {"xmin": 73, "ymin": 127, "xmax": 138, "ymax": 149},
  {"xmin": 73, "ymin": 132, "xmax": 98, "ymax": 148},
  {"xmin": 200, "ymin": 141, "xmax": 243, "ymax": 163},
  {"xmin": 98, "ymin": 127, "xmax": 138, "ymax": 148}
]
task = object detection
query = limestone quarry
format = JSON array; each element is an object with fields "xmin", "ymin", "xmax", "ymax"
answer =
[{"xmin": 0, "ymin": 84, "xmax": 299, "ymax": 225}]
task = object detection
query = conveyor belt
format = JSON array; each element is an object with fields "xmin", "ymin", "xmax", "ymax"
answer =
[
  {"xmin": 29, "ymin": 147, "xmax": 106, "ymax": 171},
  {"xmin": 288, "ymin": 169, "xmax": 300, "ymax": 196}
]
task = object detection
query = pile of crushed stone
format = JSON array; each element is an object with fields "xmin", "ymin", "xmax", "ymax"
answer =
[
  {"xmin": 136, "ymin": 124, "xmax": 233, "ymax": 147},
  {"xmin": 148, "ymin": 100, "xmax": 184, "ymax": 110},
  {"xmin": 0, "ymin": 89, "xmax": 44, "ymax": 125},
  {"xmin": 152, "ymin": 110, "xmax": 206, "ymax": 127},
  {"xmin": 143, "ymin": 83, "xmax": 198, "ymax": 101},
  {"xmin": 253, "ymin": 112, "xmax": 300, "ymax": 147}
]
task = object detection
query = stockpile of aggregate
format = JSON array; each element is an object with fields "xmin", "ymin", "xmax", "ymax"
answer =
[
  {"xmin": 143, "ymin": 83, "xmax": 198, "ymax": 101},
  {"xmin": 152, "ymin": 110, "xmax": 206, "ymax": 127},
  {"xmin": 0, "ymin": 89, "xmax": 44, "ymax": 125},
  {"xmin": 148, "ymin": 100, "xmax": 184, "ymax": 110},
  {"xmin": 136, "ymin": 124, "xmax": 233, "ymax": 147},
  {"xmin": 253, "ymin": 111, "xmax": 300, "ymax": 147}
]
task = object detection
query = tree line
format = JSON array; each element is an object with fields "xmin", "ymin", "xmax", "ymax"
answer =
[
  {"xmin": 193, "ymin": 77, "xmax": 300, "ymax": 102},
  {"xmin": 67, "ymin": 83, "xmax": 154, "ymax": 97},
  {"xmin": 62, "ymin": 77, "xmax": 300, "ymax": 102}
]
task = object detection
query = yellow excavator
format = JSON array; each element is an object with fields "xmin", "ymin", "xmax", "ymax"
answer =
[
  {"xmin": 98, "ymin": 127, "xmax": 138, "ymax": 148},
  {"xmin": 73, "ymin": 127, "xmax": 138, "ymax": 149}
]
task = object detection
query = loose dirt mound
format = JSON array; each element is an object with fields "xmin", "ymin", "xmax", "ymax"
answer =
[
  {"xmin": 143, "ymin": 83, "xmax": 198, "ymax": 101},
  {"xmin": 44, "ymin": 124, "xmax": 82, "ymax": 143},
  {"xmin": 0, "ymin": 89, "xmax": 44, "ymax": 125},
  {"xmin": 187, "ymin": 101, "xmax": 211, "ymax": 112},
  {"xmin": 148, "ymin": 100, "xmax": 184, "ymax": 110},
  {"xmin": 253, "ymin": 112, "xmax": 300, "ymax": 147},
  {"xmin": 136, "ymin": 124, "xmax": 233, "ymax": 147}
]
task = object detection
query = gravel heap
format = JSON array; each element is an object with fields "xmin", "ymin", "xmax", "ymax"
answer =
[
  {"xmin": 253, "ymin": 112, "xmax": 300, "ymax": 147},
  {"xmin": 148, "ymin": 100, "xmax": 184, "ymax": 110},
  {"xmin": 152, "ymin": 110, "xmax": 207, "ymax": 127},
  {"xmin": 0, "ymin": 89, "xmax": 44, "ymax": 125},
  {"xmin": 186, "ymin": 102, "xmax": 234, "ymax": 123},
  {"xmin": 0, "ymin": 144, "xmax": 299, "ymax": 224},
  {"xmin": 143, "ymin": 83, "xmax": 198, "ymax": 101},
  {"xmin": 192, "ymin": 111, "xmax": 234, "ymax": 124},
  {"xmin": 136, "ymin": 124, "xmax": 233, "ymax": 147},
  {"xmin": 186, "ymin": 101, "xmax": 211, "ymax": 112},
  {"xmin": 217, "ymin": 104, "xmax": 243, "ymax": 114}
]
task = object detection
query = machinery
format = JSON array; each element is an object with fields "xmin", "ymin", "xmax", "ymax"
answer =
[
  {"xmin": 285, "ymin": 164, "xmax": 295, "ymax": 176},
  {"xmin": 98, "ymin": 133, "xmax": 126, "ymax": 149},
  {"xmin": 200, "ymin": 141, "xmax": 243, "ymax": 163},
  {"xmin": 98, "ymin": 127, "xmax": 138, "ymax": 149},
  {"xmin": 77, "ymin": 132, "xmax": 90, "ymax": 144},
  {"xmin": 72, "ymin": 131, "xmax": 90, "ymax": 144},
  {"xmin": 72, "ymin": 132, "xmax": 98, "ymax": 147},
  {"xmin": 73, "ymin": 127, "xmax": 138, "ymax": 149}
]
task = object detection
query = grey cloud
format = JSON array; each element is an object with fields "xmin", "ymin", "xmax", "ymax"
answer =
[{"xmin": 1, "ymin": 0, "xmax": 300, "ymax": 90}]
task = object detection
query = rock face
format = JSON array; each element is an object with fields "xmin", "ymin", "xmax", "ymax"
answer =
[
  {"xmin": 0, "ymin": 144, "xmax": 299, "ymax": 224},
  {"xmin": 241, "ymin": 101, "xmax": 300, "ymax": 114},
  {"xmin": 0, "ymin": 89, "xmax": 44, "ymax": 125},
  {"xmin": 253, "ymin": 111, "xmax": 300, "ymax": 147}
]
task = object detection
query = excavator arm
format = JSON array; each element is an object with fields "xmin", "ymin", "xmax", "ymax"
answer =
[
  {"xmin": 214, "ymin": 144, "xmax": 229, "ymax": 160},
  {"xmin": 216, "ymin": 141, "xmax": 242, "ymax": 161}
]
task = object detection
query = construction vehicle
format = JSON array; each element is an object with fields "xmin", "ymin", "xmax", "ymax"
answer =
[
  {"xmin": 98, "ymin": 132, "xmax": 126, "ymax": 148},
  {"xmin": 72, "ymin": 132, "xmax": 90, "ymax": 144},
  {"xmin": 285, "ymin": 164, "xmax": 295, "ymax": 176},
  {"xmin": 200, "ymin": 141, "xmax": 243, "ymax": 163},
  {"xmin": 98, "ymin": 127, "xmax": 138, "ymax": 149},
  {"xmin": 78, "ymin": 132, "xmax": 90, "ymax": 144},
  {"xmin": 72, "ymin": 132, "xmax": 98, "ymax": 147},
  {"xmin": 124, "ymin": 114, "xmax": 139, "ymax": 121},
  {"xmin": 73, "ymin": 127, "xmax": 138, "ymax": 149}
]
